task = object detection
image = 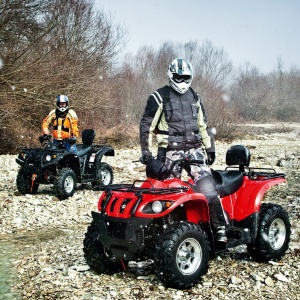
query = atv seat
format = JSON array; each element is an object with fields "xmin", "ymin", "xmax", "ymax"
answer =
[
  {"xmin": 212, "ymin": 169, "xmax": 244, "ymax": 197},
  {"xmin": 211, "ymin": 145, "xmax": 250, "ymax": 197},
  {"xmin": 77, "ymin": 145, "xmax": 92, "ymax": 157},
  {"xmin": 76, "ymin": 129, "xmax": 95, "ymax": 157}
]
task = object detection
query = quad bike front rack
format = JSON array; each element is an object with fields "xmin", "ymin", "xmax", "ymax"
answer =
[{"xmin": 95, "ymin": 180, "xmax": 188, "ymax": 195}]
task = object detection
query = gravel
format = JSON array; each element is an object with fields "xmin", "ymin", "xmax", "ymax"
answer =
[{"xmin": 0, "ymin": 123, "xmax": 299, "ymax": 300}]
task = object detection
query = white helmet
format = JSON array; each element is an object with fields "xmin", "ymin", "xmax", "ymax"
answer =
[
  {"xmin": 167, "ymin": 58, "xmax": 193, "ymax": 94},
  {"xmin": 56, "ymin": 94, "xmax": 69, "ymax": 112}
]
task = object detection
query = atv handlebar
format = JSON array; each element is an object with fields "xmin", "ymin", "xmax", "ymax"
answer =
[{"xmin": 168, "ymin": 159, "xmax": 204, "ymax": 176}]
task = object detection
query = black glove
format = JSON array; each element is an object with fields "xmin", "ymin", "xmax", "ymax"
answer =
[
  {"xmin": 207, "ymin": 152, "xmax": 216, "ymax": 165},
  {"xmin": 39, "ymin": 134, "xmax": 51, "ymax": 147},
  {"xmin": 139, "ymin": 151, "xmax": 153, "ymax": 165},
  {"xmin": 66, "ymin": 137, "xmax": 77, "ymax": 145}
]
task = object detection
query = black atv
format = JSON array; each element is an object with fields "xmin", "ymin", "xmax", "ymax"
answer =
[{"xmin": 16, "ymin": 129, "xmax": 114, "ymax": 200}]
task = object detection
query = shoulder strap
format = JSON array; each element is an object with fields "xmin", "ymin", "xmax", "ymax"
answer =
[
  {"xmin": 157, "ymin": 85, "xmax": 170, "ymax": 125},
  {"xmin": 162, "ymin": 85, "xmax": 170, "ymax": 104},
  {"xmin": 189, "ymin": 87, "xmax": 199, "ymax": 102}
]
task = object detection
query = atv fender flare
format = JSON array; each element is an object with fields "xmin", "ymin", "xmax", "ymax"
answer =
[
  {"xmin": 57, "ymin": 153, "xmax": 81, "ymax": 179},
  {"xmin": 94, "ymin": 146, "xmax": 115, "ymax": 164},
  {"xmin": 232, "ymin": 177, "xmax": 286, "ymax": 221},
  {"xmin": 136, "ymin": 193, "xmax": 210, "ymax": 224}
]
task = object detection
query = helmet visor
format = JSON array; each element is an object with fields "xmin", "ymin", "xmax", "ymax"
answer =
[{"xmin": 173, "ymin": 74, "xmax": 192, "ymax": 83}]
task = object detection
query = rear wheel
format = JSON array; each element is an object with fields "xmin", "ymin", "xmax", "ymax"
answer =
[
  {"xmin": 247, "ymin": 203, "xmax": 291, "ymax": 262},
  {"xmin": 91, "ymin": 162, "xmax": 113, "ymax": 188},
  {"xmin": 53, "ymin": 167, "xmax": 77, "ymax": 200},
  {"xmin": 154, "ymin": 221, "xmax": 210, "ymax": 289},
  {"xmin": 83, "ymin": 222, "xmax": 127, "ymax": 274},
  {"xmin": 16, "ymin": 170, "xmax": 39, "ymax": 194}
]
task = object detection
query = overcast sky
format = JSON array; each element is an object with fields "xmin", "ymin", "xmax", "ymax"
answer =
[{"xmin": 95, "ymin": 0, "xmax": 300, "ymax": 73}]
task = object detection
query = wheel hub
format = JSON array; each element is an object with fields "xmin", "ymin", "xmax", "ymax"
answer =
[
  {"xmin": 176, "ymin": 238, "xmax": 202, "ymax": 275},
  {"xmin": 269, "ymin": 218, "xmax": 286, "ymax": 250},
  {"xmin": 101, "ymin": 169, "xmax": 111, "ymax": 185},
  {"xmin": 178, "ymin": 247, "xmax": 191, "ymax": 261},
  {"xmin": 64, "ymin": 175, "xmax": 74, "ymax": 193}
]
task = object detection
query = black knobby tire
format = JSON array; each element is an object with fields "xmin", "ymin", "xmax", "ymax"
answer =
[
  {"xmin": 91, "ymin": 162, "xmax": 113, "ymax": 188},
  {"xmin": 83, "ymin": 222, "xmax": 127, "ymax": 274},
  {"xmin": 53, "ymin": 167, "xmax": 77, "ymax": 200},
  {"xmin": 16, "ymin": 170, "xmax": 39, "ymax": 194},
  {"xmin": 154, "ymin": 221, "xmax": 210, "ymax": 289},
  {"xmin": 247, "ymin": 203, "xmax": 291, "ymax": 262}
]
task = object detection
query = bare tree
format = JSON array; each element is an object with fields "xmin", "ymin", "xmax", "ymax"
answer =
[
  {"xmin": 229, "ymin": 60, "xmax": 300, "ymax": 122},
  {"xmin": 229, "ymin": 64, "xmax": 272, "ymax": 121},
  {"xmin": 0, "ymin": 0, "xmax": 127, "ymax": 152}
]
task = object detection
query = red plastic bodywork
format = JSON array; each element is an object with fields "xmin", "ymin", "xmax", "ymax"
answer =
[
  {"xmin": 221, "ymin": 176, "xmax": 286, "ymax": 221},
  {"xmin": 98, "ymin": 175, "xmax": 286, "ymax": 224}
]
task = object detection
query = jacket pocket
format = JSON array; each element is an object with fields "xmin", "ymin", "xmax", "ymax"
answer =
[{"xmin": 168, "ymin": 135, "xmax": 184, "ymax": 149}]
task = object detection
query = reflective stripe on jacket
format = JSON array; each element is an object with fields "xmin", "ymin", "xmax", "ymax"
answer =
[{"xmin": 42, "ymin": 109, "xmax": 79, "ymax": 140}]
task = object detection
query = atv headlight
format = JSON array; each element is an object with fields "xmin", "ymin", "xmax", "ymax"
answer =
[
  {"xmin": 152, "ymin": 201, "xmax": 163, "ymax": 213},
  {"xmin": 45, "ymin": 155, "xmax": 52, "ymax": 162},
  {"xmin": 142, "ymin": 200, "xmax": 174, "ymax": 214}
]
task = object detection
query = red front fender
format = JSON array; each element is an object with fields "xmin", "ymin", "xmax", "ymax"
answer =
[{"xmin": 135, "ymin": 193, "xmax": 210, "ymax": 224}]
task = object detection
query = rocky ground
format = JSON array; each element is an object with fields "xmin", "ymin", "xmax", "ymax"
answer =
[{"xmin": 0, "ymin": 123, "xmax": 299, "ymax": 300}]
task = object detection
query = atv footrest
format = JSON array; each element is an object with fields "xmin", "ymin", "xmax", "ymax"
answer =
[{"xmin": 227, "ymin": 228, "xmax": 251, "ymax": 249}]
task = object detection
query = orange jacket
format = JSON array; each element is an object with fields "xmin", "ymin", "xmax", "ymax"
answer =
[{"xmin": 42, "ymin": 109, "xmax": 79, "ymax": 140}]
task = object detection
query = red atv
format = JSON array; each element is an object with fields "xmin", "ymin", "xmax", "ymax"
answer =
[{"xmin": 83, "ymin": 145, "xmax": 291, "ymax": 289}]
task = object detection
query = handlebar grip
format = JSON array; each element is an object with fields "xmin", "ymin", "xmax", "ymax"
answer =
[{"xmin": 187, "ymin": 159, "xmax": 204, "ymax": 164}]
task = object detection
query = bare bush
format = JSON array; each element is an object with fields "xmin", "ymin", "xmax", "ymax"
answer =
[{"xmin": 0, "ymin": 0, "xmax": 126, "ymax": 153}]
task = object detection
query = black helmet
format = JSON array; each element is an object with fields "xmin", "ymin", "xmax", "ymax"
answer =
[{"xmin": 146, "ymin": 158, "xmax": 169, "ymax": 180}]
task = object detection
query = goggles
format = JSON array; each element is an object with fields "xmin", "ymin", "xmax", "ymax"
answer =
[{"xmin": 173, "ymin": 74, "xmax": 192, "ymax": 83}]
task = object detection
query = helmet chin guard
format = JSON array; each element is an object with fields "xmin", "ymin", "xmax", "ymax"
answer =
[
  {"xmin": 167, "ymin": 58, "xmax": 193, "ymax": 94},
  {"xmin": 58, "ymin": 106, "xmax": 68, "ymax": 112},
  {"xmin": 56, "ymin": 94, "xmax": 69, "ymax": 112}
]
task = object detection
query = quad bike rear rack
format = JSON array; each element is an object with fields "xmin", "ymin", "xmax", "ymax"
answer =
[
  {"xmin": 226, "ymin": 166, "xmax": 286, "ymax": 180},
  {"xmin": 95, "ymin": 180, "xmax": 188, "ymax": 195}
]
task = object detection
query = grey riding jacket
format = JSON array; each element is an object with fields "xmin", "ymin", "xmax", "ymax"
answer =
[{"xmin": 140, "ymin": 85, "xmax": 215, "ymax": 153}]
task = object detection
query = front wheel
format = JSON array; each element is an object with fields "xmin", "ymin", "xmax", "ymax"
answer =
[
  {"xmin": 83, "ymin": 222, "xmax": 127, "ymax": 274},
  {"xmin": 53, "ymin": 167, "xmax": 77, "ymax": 200},
  {"xmin": 91, "ymin": 162, "xmax": 113, "ymax": 188},
  {"xmin": 154, "ymin": 221, "xmax": 210, "ymax": 289},
  {"xmin": 16, "ymin": 170, "xmax": 39, "ymax": 194},
  {"xmin": 247, "ymin": 203, "xmax": 291, "ymax": 262}
]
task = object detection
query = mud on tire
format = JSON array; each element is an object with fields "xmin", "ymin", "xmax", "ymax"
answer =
[
  {"xmin": 247, "ymin": 203, "xmax": 291, "ymax": 262},
  {"xmin": 83, "ymin": 222, "xmax": 127, "ymax": 274},
  {"xmin": 154, "ymin": 221, "xmax": 210, "ymax": 290}
]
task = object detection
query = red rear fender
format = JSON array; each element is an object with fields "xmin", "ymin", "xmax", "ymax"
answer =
[{"xmin": 224, "ymin": 177, "xmax": 286, "ymax": 222}]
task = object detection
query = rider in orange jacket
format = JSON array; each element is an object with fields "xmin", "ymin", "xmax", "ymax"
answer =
[{"xmin": 42, "ymin": 95, "xmax": 79, "ymax": 152}]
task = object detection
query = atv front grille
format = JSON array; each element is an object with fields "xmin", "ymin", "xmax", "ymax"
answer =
[
  {"xmin": 99, "ymin": 182, "xmax": 187, "ymax": 217},
  {"xmin": 102, "ymin": 194, "xmax": 136, "ymax": 215},
  {"xmin": 26, "ymin": 150, "xmax": 43, "ymax": 165}
]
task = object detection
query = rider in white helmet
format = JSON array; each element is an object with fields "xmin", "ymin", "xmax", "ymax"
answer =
[
  {"xmin": 42, "ymin": 94, "xmax": 79, "ymax": 152},
  {"xmin": 139, "ymin": 58, "xmax": 228, "ymax": 242},
  {"xmin": 167, "ymin": 58, "xmax": 194, "ymax": 94}
]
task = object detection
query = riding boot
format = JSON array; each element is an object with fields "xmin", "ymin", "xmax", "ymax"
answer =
[
  {"xmin": 209, "ymin": 202, "xmax": 228, "ymax": 243},
  {"xmin": 195, "ymin": 175, "xmax": 228, "ymax": 242}
]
